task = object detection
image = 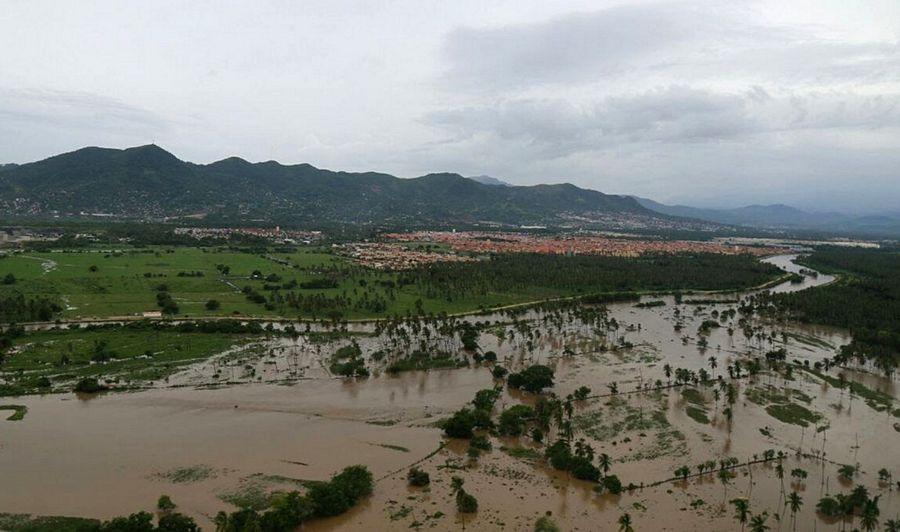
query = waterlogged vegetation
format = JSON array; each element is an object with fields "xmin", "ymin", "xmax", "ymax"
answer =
[
  {"xmin": 0, "ymin": 321, "xmax": 265, "ymax": 395},
  {"xmin": 0, "ymin": 465, "xmax": 373, "ymax": 532},
  {"xmin": 0, "ymin": 249, "xmax": 898, "ymax": 531},
  {"xmin": 759, "ymin": 246, "xmax": 900, "ymax": 376},
  {"xmin": 0, "ymin": 403, "xmax": 27, "ymax": 420}
]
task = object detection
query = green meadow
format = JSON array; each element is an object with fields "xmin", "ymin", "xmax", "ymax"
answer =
[
  {"xmin": 0, "ymin": 246, "xmax": 597, "ymax": 320},
  {"xmin": 0, "ymin": 247, "xmax": 346, "ymax": 319}
]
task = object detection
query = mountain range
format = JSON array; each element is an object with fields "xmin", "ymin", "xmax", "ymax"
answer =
[
  {"xmin": 0, "ymin": 145, "xmax": 653, "ymax": 227},
  {"xmin": 467, "ymin": 175, "xmax": 511, "ymax": 187},
  {"xmin": 632, "ymin": 197, "xmax": 900, "ymax": 236},
  {"xmin": 3, "ymin": 145, "xmax": 895, "ymax": 236}
]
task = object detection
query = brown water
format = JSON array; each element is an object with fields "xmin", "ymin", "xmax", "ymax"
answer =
[{"xmin": 1, "ymin": 256, "xmax": 897, "ymax": 531}]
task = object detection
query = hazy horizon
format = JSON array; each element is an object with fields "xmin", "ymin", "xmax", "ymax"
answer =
[{"xmin": 2, "ymin": 0, "xmax": 899, "ymax": 213}]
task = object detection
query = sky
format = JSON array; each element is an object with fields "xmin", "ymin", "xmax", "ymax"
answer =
[{"xmin": 1, "ymin": 0, "xmax": 899, "ymax": 213}]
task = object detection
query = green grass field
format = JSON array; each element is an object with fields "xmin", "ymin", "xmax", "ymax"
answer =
[
  {"xmin": 0, "ymin": 246, "xmax": 611, "ymax": 320},
  {"xmin": 1, "ymin": 245, "xmax": 785, "ymax": 322},
  {"xmin": 0, "ymin": 247, "xmax": 346, "ymax": 318}
]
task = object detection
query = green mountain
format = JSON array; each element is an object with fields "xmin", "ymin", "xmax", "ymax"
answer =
[
  {"xmin": 0, "ymin": 145, "xmax": 652, "ymax": 227},
  {"xmin": 633, "ymin": 196, "xmax": 900, "ymax": 237}
]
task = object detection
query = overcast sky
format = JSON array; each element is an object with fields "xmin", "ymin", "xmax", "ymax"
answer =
[{"xmin": 2, "ymin": 0, "xmax": 899, "ymax": 212}]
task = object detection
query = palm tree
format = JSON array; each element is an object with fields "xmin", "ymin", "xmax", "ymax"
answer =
[
  {"xmin": 598, "ymin": 453, "xmax": 612, "ymax": 474},
  {"xmin": 861, "ymin": 497, "xmax": 880, "ymax": 532},
  {"xmin": 730, "ymin": 498, "xmax": 750, "ymax": 532},
  {"xmin": 775, "ymin": 463, "xmax": 785, "ymax": 498},
  {"xmin": 787, "ymin": 491, "xmax": 802, "ymax": 531},
  {"xmin": 618, "ymin": 513, "xmax": 634, "ymax": 532},
  {"xmin": 884, "ymin": 518, "xmax": 900, "ymax": 532},
  {"xmin": 749, "ymin": 513, "xmax": 769, "ymax": 532},
  {"xmin": 718, "ymin": 469, "xmax": 733, "ymax": 504},
  {"xmin": 214, "ymin": 512, "xmax": 229, "ymax": 532}
]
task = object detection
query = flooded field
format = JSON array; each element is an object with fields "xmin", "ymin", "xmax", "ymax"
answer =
[{"xmin": 1, "ymin": 256, "xmax": 897, "ymax": 531}]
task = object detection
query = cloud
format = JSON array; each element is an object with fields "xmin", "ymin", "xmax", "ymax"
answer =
[
  {"xmin": 2, "ymin": 1, "xmax": 898, "ymax": 212},
  {"xmin": 426, "ymin": 87, "xmax": 900, "ymax": 155},
  {"xmin": 420, "ymin": 2, "xmax": 900, "ymax": 211},
  {"xmin": 0, "ymin": 88, "xmax": 171, "ymax": 162},
  {"xmin": 440, "ymin": 2, "xmax": 900, "ymax": 91},
  {"xmin": 0, "ymin": 88, "xmax": 169, "ymax": 133}
]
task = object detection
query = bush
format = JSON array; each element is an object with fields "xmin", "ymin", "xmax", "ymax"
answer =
[
  {"xmin": 407, "ymin": 467, "xmax": 430, "ymax": 487},
  {"xmin": 156, "ymin": 512, "xmax": 199, "ymax": 531},
  {"xmin": 545, "ymin": 440, "xmax": 573, "ymax": 471},
  {"xmin": 443, "ymin": 408, "xmax": 478, "ymax": 439},
  {"xmin": 602, "ymin": 474, "xmax": 623, "ymax": 495},
  {"xmin": 261, "ymin": 491, "xmax": 314, "ymax": 530},
  {"xmin": 157, "ymin": 494, "xmax": 176, "ymax": 511},
  {"xmin": 491, "ymin": 366, "xmax": 509, "ymax": 379},
  {"xmin": 472, "ymin": 388, "xmax": 501, "ymax": 411},
  {"xmin": 569, "ymin": 456, "xmax": 601, "ymax": 482},
  {"xmin": 98, "ymin": 511, "xmax": 154, "ymax": 531},
  {"xmin": 307, "ymin": 464, "xmax": 375, "ymax": 518},
  {"xmin": 308, "ymin": 481, "xmax": 352, "ymax": 517},
  {"xmin": 574, "ymin": 386, "xmax": 591, "ymax": 400},
  {"xmin": 498, "ymin": 405, "xmax": 534, "ymax": 436},
  {"xmin": 331, "ymin": 465, "xmax": 374, "ymax": 503},
  {"xmin": 74, "ymin": 377, "xmax": 108, "ymax": 394},
  {"xmin": 507, "ymin": 365, "xmax": 554, "ymax": 393},
  {"xmin": 470, "ymin": 435, "xmax": 492, "ymax": 451},
  {"xmin": 535, "ymin": 515, "xmax": 561, "ymax": 532},
  {"xmin": 816, "ymin": 495, "xmax": 842, "ymax": 518},
  {"xmin": 205, "ymin": 299, "xmax": 221, "ymax": 310},
  {"xmin": 456, "ymin": 491, "xmax": 478, "ymax": 513}
]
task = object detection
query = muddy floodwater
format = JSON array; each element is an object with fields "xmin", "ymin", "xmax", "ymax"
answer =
[{"xmin": 1, "ymin": 255, "xmax": 897, "ymax": 531}]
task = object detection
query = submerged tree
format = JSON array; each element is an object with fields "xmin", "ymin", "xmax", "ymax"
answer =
[{"xmin": 617, "ymin": 512, "xmax": 634, "ymax": 532}]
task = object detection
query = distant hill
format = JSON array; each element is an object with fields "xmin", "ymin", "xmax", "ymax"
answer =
[
  {"xmin": 467, "ymin": 175, "xmax": 511, "ymax": 186},
  {"xmin": 0, "ymin": 145, "xmax": 653, "ymax": 227},
  {"xmin": 634, "ymin": 197, "xmax": 900, "ymax": 236}
]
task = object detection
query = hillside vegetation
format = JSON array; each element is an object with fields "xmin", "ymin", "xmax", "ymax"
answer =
[{"xmin": 0, "ymin": 145, "xmax": 649, "ymax": 226}]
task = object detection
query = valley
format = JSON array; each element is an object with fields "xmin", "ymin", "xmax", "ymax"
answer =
[{"xmin": 2, "ymin": 250, "xmax": 897, "ymax": 531}]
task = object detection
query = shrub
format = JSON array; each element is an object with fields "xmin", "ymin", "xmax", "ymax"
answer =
[
  {"xmin": 472, "ymin": 388, "xmax": 501, "ymax": 411},
  {"xmin": 602, "ymin": 474, "xmax": 623, "ymax": 495},
  {"xmin": 456, "ymin": 491, "xmax": 478, "ymax": 513},
  {"xmin": 574, "ymin": 386, "xmax": 591, "ymax": 400},
  {"xmin": 569, "ymin": 457, "xmax": 601, "ymax": 482},
  {"xmin": 156, "ymin": 512, "xmax": 199, "ymax": 531},
  {"xmin": 74, "ymin": 377, "xmax": 108, "ymax": 394},
  {"xmin": 157, "ymin": 494, "xmax": 176, "ymax": 511},
  {"xmin": 545, "ymin": 440, "xmax": 573, "ymax": 471},
  {"xmin": 407, "ymin": 467, "xmax": 430, "ymax": 487},
  {"xmin": 306, "ymin": 468, "xmax": 374, "ymax": 517},
  {"xmin": 98, "ymin": 511, "xmax": 154, "ymax": 531},
  {"xmin": 535, "ymin": 515, "xmax": 561, "ymax": 532},
  {"xmin": 492, "ymin": 366, "xmax": 509, "ymax": 379},
  {"xmin": 507, "ymin": 365, "xmax": 554, "ymax": 393},
  {"xmin": 443, "ymin": 408, "xmax": 490, "ymax": 438},
  {"xmin": 498, "ymin": 405, "xmax": 534, "ymax": 436},
  {"xmin": 470, "ymin": 435, "xmax": 492, "ymax": 451}
]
